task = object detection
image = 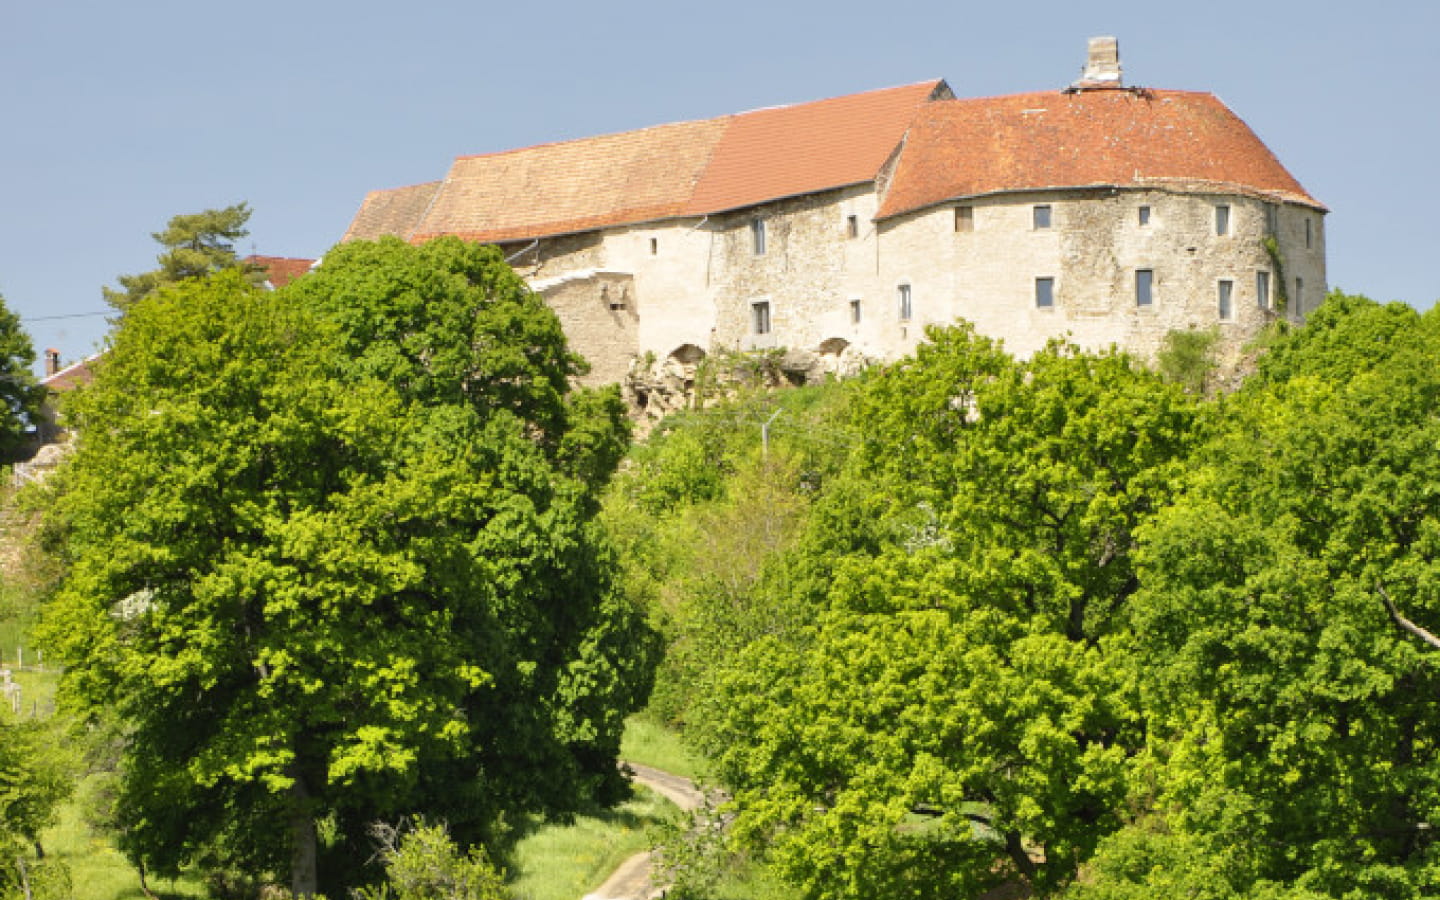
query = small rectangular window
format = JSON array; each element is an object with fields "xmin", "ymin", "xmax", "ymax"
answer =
[
  {"xmin": 1218, "ymin": 280, "xmax": 1234, "ymax": 321},
  {"xmin": 1138, "ymin": 205, "xmax": 1151, "ymax": 226},
  {"xmin": 1215, "ymin": 204, "xmax": 1230, "ymax": 236},
  {"xmin": 1033, "ymin": 205, "xmax": 1052, "ymax": 230},
  {"xmin": 897, "ymin": 284, "xmax": 912, "ymax": 321},
  {"xmin": 1035, "ymin": 277, "xmax": 1055, "ymax": 308},
  {"xmin": 954, "ymin": 206, "xmax": 974, "ymax": 232},
  {"xmin": 751, "ymin": 300, "xmax": 771, "ymax": 334},
  {"xmin": 751, "ymin": 218, "xmax": 767, "ymax": 255},
  {"xmin": 1256, "ymin": 271, "xmax": 1271, "ymax": 310},
  {"xmin": 1295, "ymin": 277, "xmax": 1304, "ymax": 312},
  {"xmin": 849, "ymin": 298, "xmax": 862, "ymax": 324},
  {"xmin": 846, "ymin": 215, "xmax": 858, "ymax": 239},
  {"xmin": 1135, "ymin": 269, "xmax": 1154, "ymax": 307},
  {"xmin": 1264, "ymin": 203, "xmax": 1279, "ymax": 235},
  {"xmin": 649, "ymin": 237, "xmax": 658, "ymax": 255},
  {"xmin": 1305, "ymin": 218, "xmax": 1313, "ymax": 249}
]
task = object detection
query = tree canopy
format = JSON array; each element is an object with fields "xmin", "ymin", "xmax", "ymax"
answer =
[
  {"xmin": 44, "ymin": 238, "xmax": 656, "ymax": 895},
  {"xmin": 102, "ymin": 203, "xmax": 258, "ymax": 310},
  {"xmin": 0, "ymin": 293, "xmax": 44, "ymax": 463},
  {"xmin": 641, "ymin": 296, "xmax": 1440, "ymax": 899},
  {"xmin": 700, "ymin": 326, "xmax": 1203, "ymax": 898}
]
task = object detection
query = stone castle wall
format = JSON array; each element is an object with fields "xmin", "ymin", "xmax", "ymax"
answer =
[{"xmin": 512, "ymin": 184, "xmax": 1326, "ymax": 384}]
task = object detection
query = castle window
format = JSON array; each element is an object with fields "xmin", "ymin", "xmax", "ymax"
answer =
[
  {"xmin": 650, "ymin": 237, "xmax": 658, "ymax": 255},
  {"xmin": 751, "ymin": 300, "xmax": 771, "ymax": 335},
  {"xmin": 1265, "ymin": 203, "xmax": 1279, "ymax": 235},
  {"xmin": 1256, "ymin": 271, "xmax": 1271, "ymax": 310},
  {"xmin": 1035, "ymin": 277, "xmax": 1055, "ymax": 308},
  {"xmin": 846, "ymin": 215, "xmax": 859, "ymax": 238},
  {"xmin": 850, "ymin": 298, "xmax": 862, "ymax": 324},
  {"xmin": 1218, "ymin": 280, "xmax": 1234, "ymax": 321},
  {"xmin": 1135, "ymin": 269, "xmax": 1154, "ymax": 307},
  {"xmin": 897, "ymin": 284, "xmax": 913, "ymax": 321},
  {"xmin": 1033, "ymin": 205, "xmax": 1052, "ymax": 230},
  {"xmin": 1305, "ymin": 218, "xmax": 1313, "ymax": 249},
  {"xmin": 955, "ymin": 206, "xmax": 974, "ymax": 232},
  {"xmin": 1215, "ymin": 204, "xmax": 1231, "ymax": 236},
  {"xmin": 1138, "ymin": 205, "xmax": 1151, "ymax": 227},
  {"xmin": 751, "ymin": 218, "xmax": 767, "ymax": 255}
]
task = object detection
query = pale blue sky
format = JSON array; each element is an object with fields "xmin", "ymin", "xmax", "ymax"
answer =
[{"xmin": 2, "ymin": 1, "xmax": 1435, "ymax": 369}]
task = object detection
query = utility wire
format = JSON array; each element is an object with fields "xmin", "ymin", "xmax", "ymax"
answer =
[{"xmin": 22, "ymin": 311, "xmax": 110, "ymax": 323}]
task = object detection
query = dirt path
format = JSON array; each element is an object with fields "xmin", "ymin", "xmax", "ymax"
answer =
[{"xmin": 579, "ymin": 762, "xmax": 708, "ymax": 900}]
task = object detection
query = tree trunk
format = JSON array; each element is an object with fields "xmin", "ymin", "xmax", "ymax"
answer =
[{"xmin": 290, "ymin": 775, "xmax": 319, "ymax": 898}]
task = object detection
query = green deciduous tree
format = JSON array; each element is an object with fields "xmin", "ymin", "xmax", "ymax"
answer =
[
  {"xmin": 43, "ymin": 238, "xmax": 656, "ymax": 896},
  {"xmin": 102, "ymin": 203, "xmax": 258, "ymax": 311},
  {"xmin": 1131, "ymin": 293, "xmax": 1440, "ymax": 897},
  {"xmin": 705, "ymin": 325, "xmax": 1203, "ymax": 898},
  {"xmin": 0, "ymin": 294, "xmax": 44, "ymax": 463}
]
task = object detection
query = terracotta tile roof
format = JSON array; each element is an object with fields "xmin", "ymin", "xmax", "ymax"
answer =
[
  {"xmin": 342, "ymin": 181, "xmax": 442, "ymax": 242},
  {"xmin": 410, "ymin": 119, "xmax": 727, "ymax": 244},
  {"xmin": 363, "ymin": 80, "xmax": 947, "ymax": 245},
  {"xmin": 877, "ymin": 88, "xmax": 1324, "ymax": 220},
  {"xmin": 682, "ymin": 80, "xmax": 950, "ymax": 214},
  {"xmin": 41, "ymin": 354, "xmax": 100, "ymax": 393},
  {"xmin": 244, "ymin": 255, "xmax": 315, "ymax": 288}
]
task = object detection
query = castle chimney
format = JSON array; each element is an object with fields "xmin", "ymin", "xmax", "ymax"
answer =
[
  {"xmin": 1074, "ymin": 36, "xmax": 1123, "ymax": 89},
  {"xmin": 44, "ymin": 348, "xmax": 60, "ymax": 377}
]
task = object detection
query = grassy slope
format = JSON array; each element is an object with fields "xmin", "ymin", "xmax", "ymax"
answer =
[{"xmin": 507, "ymin": 786, "xmax": 680, "ymax": 900}]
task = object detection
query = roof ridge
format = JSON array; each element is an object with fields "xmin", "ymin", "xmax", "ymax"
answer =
[{"xmin": 452, "ymin": 80, "xmax": 946, "ymax": 162}]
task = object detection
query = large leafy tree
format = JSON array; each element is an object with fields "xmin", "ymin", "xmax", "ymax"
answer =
[
  {"xmin": 1129, "ymin": 293, "xmax": 1440, "ymax": 897},
  {"xmin": 44, "ymin": 238, "xmax": 655, "ymax": 896},
  {"xmin": 102, "ymin": 203, "xmax": 257, "ymax": 310},
  {"xmin": 705, "ymin": 326, "xmax": 1203, "ymax": 898},
  {"xmin": 0, "ymin": 293, "xmax": 44, "ymax": 462}
]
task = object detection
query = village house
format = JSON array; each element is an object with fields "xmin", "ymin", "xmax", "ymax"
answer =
[{"xmin": 341, "ymin": 38, "xmax": 1326, "ymax": 390}]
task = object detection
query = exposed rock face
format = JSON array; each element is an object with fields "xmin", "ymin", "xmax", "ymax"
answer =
[
  {"xmin": 619, "ymin": 344, "xmax": 875, "ymax": 435},
  {"xmin": 11, "ymin": 440, "xmax": 72, "ymax": 488}
]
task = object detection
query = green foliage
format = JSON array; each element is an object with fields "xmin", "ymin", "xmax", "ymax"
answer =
[
  {"xmin": 1131, "ymin": 291, "xmax": 1440, "ymax": 897},
  {"xmin": 42, "ymin": 240, "xmax": 656, "ymax": 895},
  {"xmin": 1249, "ymin": 289, "xmax": 1421, "ymax": 386},
  {"xmin": 1156, "ymin": 326, "xmax": 1220, "ymax": 394},
  {"xmin": 0, "ymin": 711, "xmax": 74, "ymax": 850},
  {"xmin": 703, "ymin": 325, "xmax": 1204, "ymax": 898},
  {"xmin": 0, "ymin": 294, "xmax": 44, "ymax": 463},
  {"xmin": 354, "ymin": 820, "xmax": 507, "ymax": 900},
  {"xmin": 1262, "ymin": 235, "xmax": 1289, "ymax": 313},
  {"xmin": 103, "ymin": 203, "xmax": 258, "ymax": 310},
  {"xmin": 601, "ymin": 383, "xmax": 853, "ymax": 729}
]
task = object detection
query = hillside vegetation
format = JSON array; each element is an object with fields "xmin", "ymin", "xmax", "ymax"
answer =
[
  {"xmin": 6, "ymin": 285, "xmax": 1440, "ymax": 900},
  {"xmin": 608, "ymin": 293, "xmax": 1440, "ymax": 900}
]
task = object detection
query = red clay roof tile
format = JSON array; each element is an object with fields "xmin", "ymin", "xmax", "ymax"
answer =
[
  {"xmin": 244, "ymin": 255, "xmax": 315, "ymax": 287},
  {"xmin": 683, "ymin": 81, "xmax": 949, "ymax": 214},
  {"xmin": 343, "ymin": 181, "xmax": 442, "ymax": 243},
  {"xmin": 343, "ymin": 82, "xmax": 1320, "ymax": 246},
  {"xmin": 877, "ymin": 89, "xmax": 1323, "ymax": 220},
  {"xmin": 410, "ymin": 119, "xmax": 726, "ymax": 244}
]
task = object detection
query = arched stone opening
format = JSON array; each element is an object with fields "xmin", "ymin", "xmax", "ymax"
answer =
[{"xmin": 668, "ymin": 343, "xmax": 707, "ymax": 365}]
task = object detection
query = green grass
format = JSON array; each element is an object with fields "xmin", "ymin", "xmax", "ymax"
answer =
[
  {"xmin": 6, "ymin": 664, "xmax": 59, "ymax": 718},
  {"xmin": 507, "ymin": 786, "xmax": 681, "ymax": 900},
  {"xmin": 42, "ymin": 781, "xmax": 210, "ymax": 900},
  {"xmin": 619, "ymin": 714, "xmax": 707, "ymax": 780}
]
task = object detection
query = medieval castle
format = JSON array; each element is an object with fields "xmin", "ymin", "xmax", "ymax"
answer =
[{"xmin": 338, "ymin": 37, "xmax": 1326, "ymax": 388}]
